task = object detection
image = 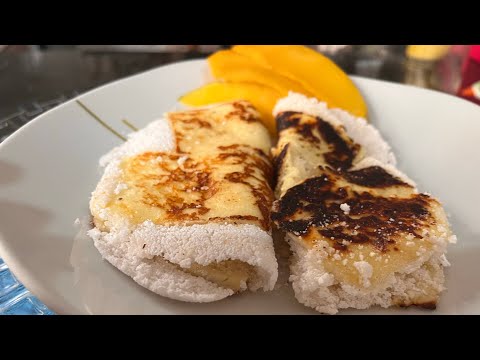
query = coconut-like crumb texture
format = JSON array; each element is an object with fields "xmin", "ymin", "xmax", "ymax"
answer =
[
  {"xmin": 88, "ymin": 113, "xmax": 278, "ymax": 302},
  {"xmin": 88, "ymin": 222, "xmax": 277, "ymax": 302}
]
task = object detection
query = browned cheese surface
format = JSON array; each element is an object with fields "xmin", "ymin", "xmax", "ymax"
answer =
[
  {"xmin": 271, "ymin": 111, "xmax": 450, "ymax": 293},
  {"xmin": 104, "ymin": 101, "xmax": 274, "ymax": 231}
]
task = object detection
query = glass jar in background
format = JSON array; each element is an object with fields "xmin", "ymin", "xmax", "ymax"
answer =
[
  {"xmin": 404, "ymin": 45, "xmax": 470, "ymax": 95},
  {"xmin": 404, "ymin": 57, "xmax": 437, "ymax": 89}
]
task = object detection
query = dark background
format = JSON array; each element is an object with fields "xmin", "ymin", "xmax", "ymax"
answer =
[{"xmin": 0, "ymin": 45, "xmax": 472, "ymax": 143}]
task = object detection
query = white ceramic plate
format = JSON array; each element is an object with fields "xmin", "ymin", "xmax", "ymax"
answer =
[{"xmin": 1, "ymin": 59, "xmax": 479, "ymax": 315}]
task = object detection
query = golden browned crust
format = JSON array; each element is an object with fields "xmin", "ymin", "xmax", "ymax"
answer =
[{"xmin": 104, "ymin": 101, "xmax": 274, "ymax": 231}]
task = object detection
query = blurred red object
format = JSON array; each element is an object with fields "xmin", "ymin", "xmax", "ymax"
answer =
[{"xmin": 457, "ymin": 45, "xmax": 480, "ymax": 106}]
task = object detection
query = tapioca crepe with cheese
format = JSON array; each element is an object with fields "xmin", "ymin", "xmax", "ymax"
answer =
[
  {"xmin": 271, "ymin": 92, "xmax": 457, "ymax": 314},
  {"xmin": 88, "ymin": 101, "xmax": 278, "ymax": 302}
]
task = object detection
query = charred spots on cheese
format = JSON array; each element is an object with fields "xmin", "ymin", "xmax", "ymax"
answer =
[
  {"xmin": 168, "ymin": 113, "xmax": 214, "ymax": 152},
  {"xmin": 276, "ymin": 111, "xmax": 319, "ymax": 143},
  {"xmin": 271, "ymin": 174, "xmax": 434, "ymax": 252},
  {"xmin": 271, "ymin": 175, "xmax": 328, "ymax": 219},
  {"xmin": 210, "ymin": 215, "xmax": 261, "ymax": 224},
  {"xmin": 276, "ymin": 111, "xmax": 300, "ymax": 133},
  {"xmin": 169, "ymin": 113, "xmax": 213, "ymax": 130},
  {"xmin": 347, "ymin": 192, "xmax": 430, "ymax": 219},
  {"xmin": 316, "ymin": 118, "xmax": 359, "ymax": 169},
  {"xmin": 218, "ymin": 144, "xmax": 240, "ymax": 151},
  {"xmin": 343, "ymin": 166, "xmax": 411, "ymax": 188},
  {"xmin": 227, "ymin": 101, "xmax": 260, "ymax": 123},
  {"xmin": 273, "ymin": 143, "xmax": 289, "ymax": 181},
  {"xmin": 224, "ymin": 149, "xmax": 274, "ymax": 232},
  {"xmin": 218, "ymin": 144, "xmax": 273, "ymax": 186},
  {"xmin": 218, "ymin": 144, "xmax": 269, "ymax": 160},
  {"xmin": 289, "ymin": 117, "xmax": 319, "ymax": 144},
  {"xmin": 297, "ymin": 123, "xmax": 319, "ymax": 143},
  {"xmin": 123, "ymin": 152, "xmax": 215, "ymax": 221},
  {"xmin": 254, "ymin": 147, "xmax": 270, "ymax": 159},
  {"xmin": 214, "ymin": 120, "xmax": 274, "ymax": 231},
  {"xmin": 275, "ymin": 111, "xmax": 302, "ymax": 133},
  {"xmin": 271, "ymin": 175, "xmax": 337, "ymax": 238},
  {"xmin": 210, "ymin": 215, "xmax": 259, "ymax": 222},
  {"xmin": 276, "ymin": 112, "xmax": 359, "ymax": 169},
  {"xmin": 116, "ymin": 103, "xmax": 274, "ymax": 231},
  {"xmin": 129, "ymin": 145, "xmax": 272, "ymax": 230}
]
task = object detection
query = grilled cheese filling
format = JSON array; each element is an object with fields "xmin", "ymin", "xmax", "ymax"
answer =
[{"xmin": 182, "ymin": 260, "xmax": 254, "ymax": 291}]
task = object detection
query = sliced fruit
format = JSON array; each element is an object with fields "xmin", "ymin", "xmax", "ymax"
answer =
[
  {"xmin": 179, "ymin": 82, "xmax": 280, "ymax": 135},
  {"xmin": 208, "ymin": 50, "xmax": 314, "ymax": 97},
  {"xmin": 232, "ymin": 45, "xmax": 368, "ymax": 118}
]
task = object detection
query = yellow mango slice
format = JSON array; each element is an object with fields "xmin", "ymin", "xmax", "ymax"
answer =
[
  {"xmin": 208, "ymin": 50, "xmax": 314, "ymax": 97},
  {"xmin": 232, "ymin": 45, "xmax": 367, "ymax": 118},
  {"xmin": 179, "ymin": 82, "xmax": 280, "ymax": 135}
]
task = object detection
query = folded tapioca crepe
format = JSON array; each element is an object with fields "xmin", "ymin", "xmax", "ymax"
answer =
[
  {"xmin": 271, "ymin": 93, "xmax": 456, "ymax": 314},
  {"xmin": 88, "ymin": 101, "xmax": 278, "ymax": 302}
]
